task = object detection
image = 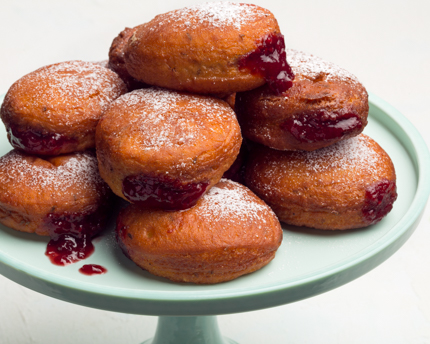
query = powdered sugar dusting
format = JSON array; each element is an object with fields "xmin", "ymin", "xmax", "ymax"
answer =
[
  {"xmin": 5, "ymin": 60, "xmax": 125, "ymax": 125},
  {"xmin": 112, "ymin": 88, "xmax": 237, "ymax": 151},
  {"xmin": 263, "ymin": 135, "xmax": 381, "ymax": 182},
  {"xmin": 298, "ymin": 135, "xmax": 379, "ymax": 173},
  {"xmin": 0, "ymin": 150, "xmax": 103, "ymax": 193},
  {"xmin": 255, "ymin": 135, "xmax": 385, "ymax": 198},
  {"xmin": 265, "ymin": 135, "xmax": 380, "ymax": 175},
  {"xmin": 196, "ymin": 179, "xmax": 273, "ymax": 224},
  {"xmin": 158, "ymin": 2, "xmax": 268, "ymax": 30},
  {"xmin": 287, "ymin": 49, "xmax": 361, "ymax": 85}
]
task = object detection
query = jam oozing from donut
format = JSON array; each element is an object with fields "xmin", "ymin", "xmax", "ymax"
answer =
[
  {"xmin": 7, "ymin": 123, "xmax": 76, "ymax": 156},
  {"xmin": 281, "ymin": 112, "xmax": 362, "ymax": 143},
  {"xmin": 238, "ymin": 33, "xmax": 294, "ymax": 94},
  {"xmin": 363, "ymin": 179, "xmax": 397, "ymax": 224},
  {"xmin": 122, "ymin": 174, "xmax": 209, "ymax": 211},
  {"xmin": 79, "ymin": 264, "xmax": 107, "ymax": 275},
  {"xmin": 45, "ymin": 209, "xmax": 108, "ymax": 239},
  {"xmin": 44, "ymin": 208, "xmax": 109, "ymax": 266},
  {"xmin": 45, "ymin": 234, "xmax": 94, "ymax": 266}
]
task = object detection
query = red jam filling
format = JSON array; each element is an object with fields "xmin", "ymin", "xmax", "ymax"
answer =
[
  {"xmin": 44, "ymin": 208, "xmax": 109, "ymax": 266},
  {"xmin": 79, "ymin": 264, "xmax": 107, "ymax": 275},
  {"xmin": 45, "ymin": 234, "xmax": 94, "ymax": 266},
  {"xmin": 122, "ymin": 174, "xmax": 209, "ymax": 211},
  {"xmin": 238, "ymin": 33, "xmax": 294, "ymax": 94},
  {"xmin": 363, "ymin": 179, "xmax": 397, "ymax": 224},
  {"xmin": 281, "ymin": 112, "xmax": 362, "ymax": 143},
  {"xmin": 7, "ymin": 123, "xmax": 76, "ymax": 155},
  {"xmin": 45, "ymin": 209, "xmax": 108, "ymax": 239}
]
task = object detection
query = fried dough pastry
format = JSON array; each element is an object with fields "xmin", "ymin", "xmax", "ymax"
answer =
[
  {"xmin": 0, "ymin": 60, "xmax": 127, "ymax": 155},
  {"xmin": 124, "ymin": 2, "xmax": 294, "ymax": 95},
  {"xmin": 235, "ymin": 49, "xmax": 368, "ymax": 151},
  {"xmin": 96, "ymin": 87, "xmax": 242, "ymax": 210},
  {"xmin": 244, "ymin": 134, "xmax": 397, "ymax": 230},
  {"xmin": 116, "ymin": 179, "xmax": 283, "ymax": 284},
  {"xmin": 0, "ymin": 150, "xmax": 113, "ymax": 237}
]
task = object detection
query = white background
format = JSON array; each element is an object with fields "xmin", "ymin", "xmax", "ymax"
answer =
[{"xmin": 1, "ymin": 0, "xmax": 430, "ymax": 343}]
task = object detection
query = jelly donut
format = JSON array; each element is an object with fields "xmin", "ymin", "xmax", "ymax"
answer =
[
  {"xmin": 96, "ymin": 87, "xmax": 242, "ymax": 210},
  {"xmin": 0, "ymin": 60, "xmax": 127, "ymax": 156},
  {"xmin": 116, "ymin": 179, "xmax": 283, "ymax": 284},
  {"xmin": 244, "ymin": 134, "xmax": 397, "ymax": 230},
  {"xmin": 124, "ymin": 2, "xmax": 294, "ymax": 95},
  {"xmin": 0, "ymin": 150, "xmax": 114, "ymax": 238},
  {"xmin": 108, "ymin": 27, "xmax": 148, "ymax": 90},
  {"xmin": 235, "ymin": 49, "xmax": 368, "ymax": 151}
]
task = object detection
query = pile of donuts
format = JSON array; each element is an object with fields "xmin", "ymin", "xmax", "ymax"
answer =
[{"xmin": 0, "ymin": 2, "xmax": 397, "ymax": 284}]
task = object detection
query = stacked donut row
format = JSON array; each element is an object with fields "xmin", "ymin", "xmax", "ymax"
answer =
[
  {"xmin": 0, "ymin": 2, "xmax": 396, "ymax": 283},
  {"xmin": 236, "ymin": 49, "xmax": 397, "ymax": 230},
  {"xmin": 0, "ymin": 61, "xmax": 125, "ymax": 266}
]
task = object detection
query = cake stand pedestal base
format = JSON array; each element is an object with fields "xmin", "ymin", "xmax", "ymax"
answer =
[{"xmin": 142, "ymin": 316, "xmax": 238, "ymax": 344}]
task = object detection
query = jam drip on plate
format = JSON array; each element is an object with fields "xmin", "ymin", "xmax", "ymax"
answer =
[
  {"xmin": 238, "ymin": 33, "xmax": 294, "ymax": 94},
  {"xmin": 123, "ymin": 174, "xmax": 209, "ymax": 211},
  {"xmin": 363, "ymin": 179, "xmax": 397, "ymax": 224},
  {"xmin": 46, "ymin": 234, "xmax": 94, "ymax": 266},
  {"xmin": 44, "ymin": 208, "xmax": 109, "ymax": 266},
  {"xmin": 7, "ymin": 123, "xmax": 77, "ymax": 156},
  {"xmin": 281, "ymin": 111, "xmax": 362, "ymax": 143},
  {"xmin": 79, "ymin": 264, "xmax": 107, "ymax": 275}
]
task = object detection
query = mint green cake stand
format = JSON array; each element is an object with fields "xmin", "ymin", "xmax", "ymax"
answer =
[{"xmin": 0, "ymin": 93, "xmax": 429, "ymax": 344}]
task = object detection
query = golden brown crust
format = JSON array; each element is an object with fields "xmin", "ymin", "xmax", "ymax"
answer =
[
  {"xmin": 221, "ymin": 93, "xmax": 236, "ymax": 110},
  {"xmin": 0, "ymin": 150, "xmax": 113, "ymax": 236},
  {"xmin": 116, "ymin": 179, "xmax": 283, "ymax": 284},
  {"xmin": 124, "ymin": 3, "xmax": 280, "ymax": 94},
  {"xmin": 108, "ymin": 27, "xmax": 148, "ymax": 91},
  {"xmin": 0, "ymin": 60, "xmax": 127, "ymax": 155},
  {"xmin": 96, "ymin": 87, "xmax": 242, "ymax": 205},
  {"xmin": 244, "ymin": 134, "xmax": 397, "ymax": 230},
  {"xmin": 235, "ymin": 49, "xmax": 369, "ymax": 151}
]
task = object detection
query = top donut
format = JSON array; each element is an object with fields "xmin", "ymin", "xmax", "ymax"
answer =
[{"xmin": 123, "ymin": 2, "xmax": 294, "ymax": 95}]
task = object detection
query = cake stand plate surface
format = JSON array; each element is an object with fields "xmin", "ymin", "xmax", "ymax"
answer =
[{"xmin": 0, "ymin": 93, "xmax": 429, "ymax": 343}]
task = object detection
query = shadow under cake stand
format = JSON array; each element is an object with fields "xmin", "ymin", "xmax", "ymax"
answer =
[{"xmin": 0, "ymin": 93, "xmax": 429, "ymax": 344}]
